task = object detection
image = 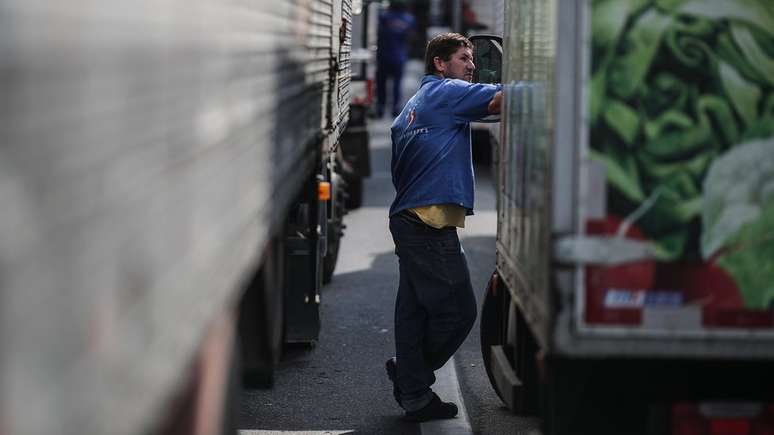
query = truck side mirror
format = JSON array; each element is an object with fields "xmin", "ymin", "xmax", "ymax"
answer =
[
  {"xmin": 470, "ymin": 35, "xmax": 503, "ymax": 85},
  {"xmin": 469, "ymin": 35, "xmax": 503, "ymax": 123}
]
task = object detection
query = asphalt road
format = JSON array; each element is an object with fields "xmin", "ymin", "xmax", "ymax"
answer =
[{"xmin": 238, "ymin": 114, "xmax": 541, "ymax": 434}]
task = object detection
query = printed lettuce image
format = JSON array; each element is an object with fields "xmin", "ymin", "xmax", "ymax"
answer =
[
  {"xmin": 589, "ymin": 0, "xmax": 774, "ymax": 265},
  {"xmin": 589, "ymin": 0, "xmax": 774, "ymax": 309},
  {"xmin": 701, "ymin": 139, "xmax": 774, "ymax": 309}
]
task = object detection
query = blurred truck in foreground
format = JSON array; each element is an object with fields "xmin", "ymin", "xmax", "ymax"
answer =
[
  {"xmin": 473, "ymin": 1, "xmax": 774, "ymax": 434},
  {"xmin": 0, "ymin": 1, "xmax": 356, "ymax": 434}
]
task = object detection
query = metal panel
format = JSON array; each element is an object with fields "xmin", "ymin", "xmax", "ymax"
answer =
[
  {"xmin": 551, "ymin": 0, "xmax": 581, "ymax": 234},
  {"xmin": 496, "ymin": 0, "xmax": 557, "ymax": 350},
  {"xmin": 329, "ymin": 0, "xmax": 352, "ymax": 145},
  {"xmin": 0, "ymin": 1, "xmax": 340, "ymax": 434}
]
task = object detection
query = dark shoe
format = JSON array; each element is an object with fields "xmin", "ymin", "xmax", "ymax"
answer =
[
  {"xmin": 385, "ymin": 357, "xmax": 402, "ymax": 407},
  {"xmin": 403, "ymin": 393, "xmax": 458, "ymax": 422}
]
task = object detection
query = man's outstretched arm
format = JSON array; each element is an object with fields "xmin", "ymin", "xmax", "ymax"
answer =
[{"xmin": 488, "ymin": 91, "xmax": 503, "ymax": 115}]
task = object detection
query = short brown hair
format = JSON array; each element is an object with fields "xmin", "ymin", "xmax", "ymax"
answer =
[{"xmin": 424, "ymin": 33, "xmax": 473, "ymax": 75}]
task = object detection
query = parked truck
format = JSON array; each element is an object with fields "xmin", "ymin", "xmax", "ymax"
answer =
[
  {"xmin": 337, "ymin": 0, "xmax": 378, "ymax": 212},
  {"xmin": 466, "ymin": 0, "xmax": 506, "ymax": 166},
  {"xmin": 0, "ymin": 1, "xmax": 354, "ymax": 434},
  {"xmin": 472, "ymin": 1, "xmax": 774, "ymax": 434}
]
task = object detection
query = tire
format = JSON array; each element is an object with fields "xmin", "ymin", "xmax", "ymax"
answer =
[
  {"xmin": 239, "ymin": 239, "xmax": 285, "ymax": 388},
  {"xmin": 344, "ymin": 174, "xmax": 363, "ymax": 210},
  {"xmin": 480, "ymin": 272, "xmax": 508, "ymax": 404},
  {"xmin": 322, "ymin": 225, "xmax": 340, "ymax": 284},
  {"xmin": 480, "ymin": 271, "xmax": 539, "ymax": 415},
  {"xmin": 220, "ymin": 338, "xmax": 242, "ymax": 435},
  {"xmin": 323, "ymin": 176, "xmax": 346, "ymax": 284}
]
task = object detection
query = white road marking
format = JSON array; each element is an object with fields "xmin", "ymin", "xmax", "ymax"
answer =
[
  {"xmin": 239, "ymin": 359, "xmax": 472, "ymax": 435},
  {"xmin": 239, "ymin": 431, "xmax": 354, "ymax": 435},
  {"xmin": 420, "ymin": 356, "xmax": 473, "ymax": 435}
]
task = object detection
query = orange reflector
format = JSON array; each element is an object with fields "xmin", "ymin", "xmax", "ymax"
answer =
[{"xmin": 318, "ymin": 181, "xmax": 331, "ymax": 201}]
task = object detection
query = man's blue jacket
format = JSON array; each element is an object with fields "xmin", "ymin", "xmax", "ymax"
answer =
[{"xmin": 389, "ymin": 75, "xmax": 501, "ymax": 217}]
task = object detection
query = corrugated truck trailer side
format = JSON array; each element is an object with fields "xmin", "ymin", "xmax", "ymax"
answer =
[{"xmin": 473, "ymin": 1, "xmax": 774, "ymax": 434}]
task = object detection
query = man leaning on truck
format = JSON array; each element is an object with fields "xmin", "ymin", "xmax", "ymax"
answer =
[{"xmin": 386, "ymin": 32, "xmax": 502, "ymax": 422}]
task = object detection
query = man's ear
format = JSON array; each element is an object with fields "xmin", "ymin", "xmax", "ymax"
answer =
[{"xmin": 433, "ymin": 56, "xmax": 446, "ymax": 75}]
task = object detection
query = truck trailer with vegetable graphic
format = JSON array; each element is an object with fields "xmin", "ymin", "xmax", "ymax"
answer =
[{"xmin": 472, "ymin": 1, "xmax": 774, "ymax": 434}]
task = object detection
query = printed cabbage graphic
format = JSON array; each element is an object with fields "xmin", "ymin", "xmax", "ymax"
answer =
[
  {"xmin": 701, "ymin": 138, "xmax": 774, "ymax": 308},
  {"xmin": 589, "ymin": 0, "xmax": 774, "ymax": 260}
]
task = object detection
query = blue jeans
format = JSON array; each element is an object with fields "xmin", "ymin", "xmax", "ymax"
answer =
[{"xmin": 389, "ymin": 212, "xmax": 477, "ymax": 411}]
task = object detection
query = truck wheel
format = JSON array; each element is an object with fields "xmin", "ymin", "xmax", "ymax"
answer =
[
  {"xmin": 480, "ymin": 271, "xmax": 539, "ymax": 415},
  {"xmin": 344, "ymin": 174, "xmax": 363, "ymax": 210},
  {"xmin": 323, "ymin": 177, "xmax": 346, "ymax": 284},
  {"xmin": 220, "ymin": 337, "xmax": 242, "ymax": 435},
  {"xmin": 239, "ymin": 238, "xmax": 285, "ymax": 388},
  {"xmin": 322, "ymin": 226, "xmax": 340, "ymax": 284},
  {"xmin": 480, "ymin": 272, "xmax": 508, "ymax": 404}
]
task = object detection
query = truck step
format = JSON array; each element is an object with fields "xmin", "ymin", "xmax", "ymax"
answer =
[{"xmin": 490, "ymin": 345, "xmax": 523, "ymax": 413}]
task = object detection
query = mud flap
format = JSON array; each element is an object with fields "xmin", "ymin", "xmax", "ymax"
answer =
[{"xmin": 284, "ymin": 235, "xmax": 321, "ymax": 344}]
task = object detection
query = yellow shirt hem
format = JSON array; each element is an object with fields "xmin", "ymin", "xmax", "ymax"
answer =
[{"xmin": 409, "ymin": 204, "xmax": 466, "ymax": 229}]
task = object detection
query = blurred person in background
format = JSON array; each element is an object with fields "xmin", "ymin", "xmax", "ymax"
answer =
[{"xmin": 375, "ymin": 0, "xmax": 416, "ymax": 118}]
